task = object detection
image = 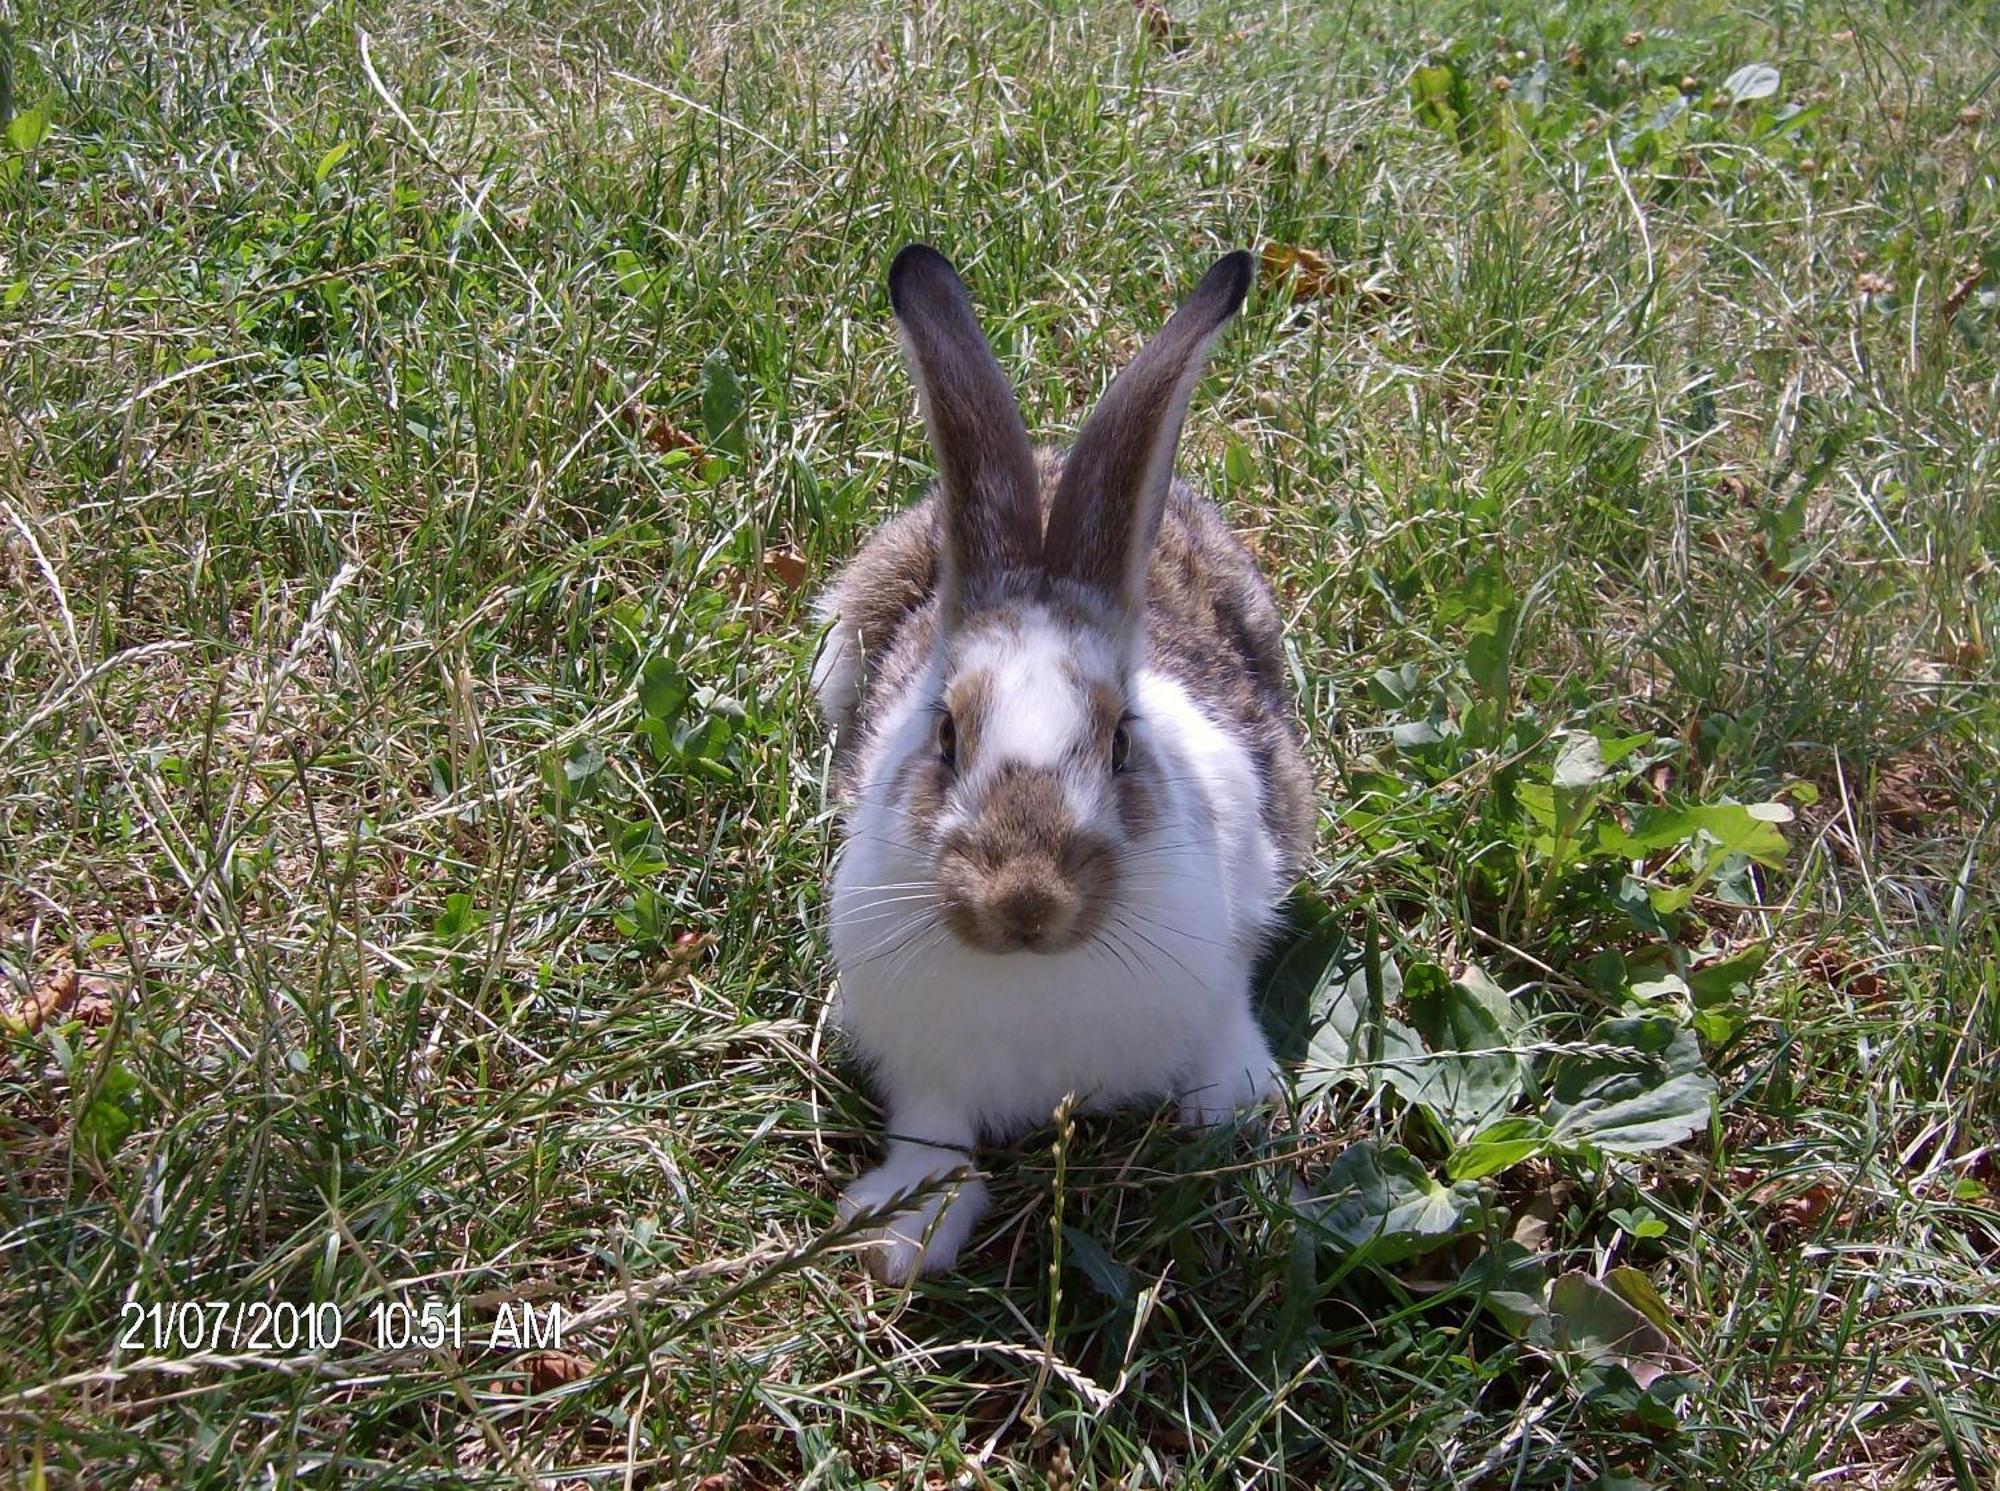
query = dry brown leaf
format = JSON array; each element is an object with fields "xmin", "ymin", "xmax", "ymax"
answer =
[
  {"xmin": 1804, "ymin": 945, "xmax": 1888, "ymax": 1008},
  {"xmin": 522, "ymin": 1349, "xmax": 592, "ymax": 1392},
  {"xmin": 1845, "ymin": 967, "xmax": 1886, "ymax": 1006},
  {"xmin": 1132, "ymin": 0, "xmax": 1191, "ymax": 50},
  {"xmin": 1750, "ymin": 1177, "xmax": 1844, "ymax": 1236},
  {"xmin": 1512, "ymin": 1189, "xmax": 1559, "ymax": 1252},
  {"xmin": 644, "ymin": 415, "xmax": 704, "ymax": 458},
  {"xmin": 1943, "ymin": 633, "xmax": 1986, "ymax": 669},
  {"xmin": 1258, "ymin": 242, "xmax": 1344, "ymax": 301},
  {"xmin": 70, "ymin": 976, "xmax": 119, "ymax": 1027},
  {"xmin": 3, "ymin": 969, "xmax": 79, "ymax": 1037},
  {"xmin": 1873, "ymin": 758, "xmax": 1945, "ymax": 833},
  {"xmin": 760, "ymin": 546, "xmax": 811, "ymax": 593},
  {"xmin": 1942, "ymin": 266, "xmax": 1984, "ymax": 324}
]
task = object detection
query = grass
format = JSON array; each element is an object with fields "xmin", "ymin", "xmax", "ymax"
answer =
[{"xmin": 2, "ymin": 0, "xmax": 1997, "ymax": 1484}]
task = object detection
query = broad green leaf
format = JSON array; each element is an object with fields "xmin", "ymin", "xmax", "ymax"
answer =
[
  {"xmin": 1600, "ymin": 800, "xmax": 1790, "ymax": 866},
  {"xmin": 1516, "ymin": 59, "xmax": 1551, "ymax": 111},
  {"xmin": 1304, "ymin": 1141, "xmax": 1483, "ymax": 1264},
  {"xmin": 1300, "ymin": 931, "xmax": 1383, "ymax": 1074},
  {"xmin": 1597, "ymin": 731, "xmax": 1655, "ymax": 769},
  {"xmin": 433, "ymin": 893, "xmax": 478, "ymax": 940},
  {"xmin": 1450, "ymin": 961, "xmax": 1520, "ymax": 1030},
  {"xmin": 1614, "ymin": 875, "xmax": 1677, "ymax": 939},
  {"xmin": 1254, "ymin": 893, "xmax": 1347, "ymax": 1054},
  {"xmin": 1550, "ymin": 1270, "xmax": 1682, "ymax": 1388},
  {"xmin": 1694, "ymin": 801, "xmax": 1792, "ymax": 864},
  {"xmin": 1297, "ymin": 945, "xmax": 1473, "ymax": 1118},
  {"xmin": 563, "ymin": 743, "xmax": 606, "ymax": 784},
  {"xmin": 78, "ymin": 1094, "xmax": 136, "ymax": 1156},
  {"xmin": 1690, "ymin": 1006, "xmax": 1743, "ymax": 1044},
  {"xmin": 699, "ymin": 348, "xmax": 747, "ymax": 462},
  {"xmin": 1463, "ymin": 603, "xmax": 1513, "ymax": 702},
  {"xmin": 674, "ymin": 711, "xmax": 736, "ymax": 766},
  {"xmin": 6, "ymin": 97, "xmax": 51, "ymax": 153},
  {"xmin": 1435, "ymin": 568, "xmax": 1515, "ymax": 625},
  {"xmin": 611, "ymin": 249, "xmax": 665, "ymax": 309},
  {"xmin": 1222, "ymin": 436, "xmax": 1258, "ymax": 491},
  {"xmin": 1722, "ymin": 62, "xmax": 1780, "ymax": 104},
  {"xmin": 1543, "ymin": 1018, "xmax": 1715, "ymax": 1155},
  {"xmin": 1404, "ymin": 961, "xmax": 1525, "ymax": 1129},
  {"xmin": 1409, "ymin": 65, "xmax": 1458, "ymax": 133},
  {"xmin": 1687, "ymin": 944, "xmax": 1767, "ymax": 1008},
  {"xmin": 1061, "ymin": 1227, "xmax": 1135, "ymax": 1305},
  {"xmin": 1391, "ymin": 718, "xmax": 1448, "ymax": 749},
  {"xmin": 1367, "ymin": 663, "xmax": 1419, "ymax": 707},
  {"xmin": 1583, "ymin": 949, "xmax": 1628, "ymax": 997},
  {"xmin": 1447, "ymin": 1115, "xmax": 1549, "ymax": 1180},
  {"xmin": 312, "ymin": 140, "xmax": 352, "ymax": 184},
  {"xmin": 1553, "ymin": 733, "xmax": 1606, "ymax": 789},
  {"xmin": 1597, "ymin": 807, "xmax": 1699, "ymax": 856},
  {"xmin": 1628, "ymin": 971, "xmax": 1689, "ymax": 1003},
  {"xmin": 1648, "ymin": 883, "xmax": 1694, "ymax": 915},
  {"xmin": 1463, "ymin": 1240, "xmax": 1550, "ymax": 1338},
  {"xmin": 637, "ymin": 656, "xmax": 690, "ymax": 722},
  {"xmin": 1608, "ymin": 1205, "xmax": 1667, "ymax": 1240},
  {"xmin": 1640, "ymin": 91, "xmax": 1690, "ymax": 139},
  {"xmin": 1605, "ymin": 1264, "xmax": 1681, "ymax": 1341},
  {"xmin": 1299, "ymin": 950, "xmax": 1418, "ymax": 1097}
]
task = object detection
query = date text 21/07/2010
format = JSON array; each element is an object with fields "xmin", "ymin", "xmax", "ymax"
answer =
[{"xmin": 115, "ymin": 1298, "xmax": 569, "ymax": 1355}]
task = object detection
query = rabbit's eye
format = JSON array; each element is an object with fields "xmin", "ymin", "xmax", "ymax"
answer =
[
  {"xmin": 1110, "ymin": 721, "xmax": 1133, "ymax": 774},
  {"xmin": 936, "ymin": 710, "xmax": 958, "ymax": 769}
]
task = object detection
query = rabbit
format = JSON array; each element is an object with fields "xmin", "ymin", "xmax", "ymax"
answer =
[{"xmin": 812, "ymin": 244, "xmax": 1314, "ymax": 1283}]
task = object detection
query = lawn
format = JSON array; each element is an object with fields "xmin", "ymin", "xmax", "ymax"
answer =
[{"xmin": 2, "ymin": 0, "xmax": 1997, "ymax": 1484}]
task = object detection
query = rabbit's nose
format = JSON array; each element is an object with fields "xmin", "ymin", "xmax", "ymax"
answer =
[
  {"xmin": 997, "ymin": 883, "xmax": 1055, "ymax": 940},
  {"xmin": 991, "ymin": 867, "xmax": 1075, "ymax": 951}
]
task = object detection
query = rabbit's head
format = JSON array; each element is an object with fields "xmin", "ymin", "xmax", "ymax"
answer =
[{"xmin": 881, "ymin": 244, "xmax": 1250, "ymax": 954}]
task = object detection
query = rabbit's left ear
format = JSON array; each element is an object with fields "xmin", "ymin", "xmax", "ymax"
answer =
[
  {"xmin": 1043, "ymin": 251, "xmax": 1252, "ymax": 627},
  {"xmin": 889, "ymin": 244, "xmax": 1042, "ymax": 627}
]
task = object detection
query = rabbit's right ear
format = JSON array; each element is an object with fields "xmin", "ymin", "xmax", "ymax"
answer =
[
  {"xmin": 889, "ymin": 245, "xmax": 1041, "ymax": 626},
  {"xmin": 1042, "ymin": 251, "xmax": 1251, "ymax": 633}
]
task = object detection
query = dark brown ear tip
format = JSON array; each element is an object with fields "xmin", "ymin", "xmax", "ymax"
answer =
[
  {"xmin": 889, "ymin": 243, "xmax": 963, "ymax": 318},
  {"xmin": 1200, "ymin": 249, "xmax": 1255, "ymax": 322}
]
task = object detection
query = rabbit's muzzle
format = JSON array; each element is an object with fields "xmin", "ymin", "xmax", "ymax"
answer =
[{"xmin": 935, "ymin": 765, "xmax": 1117, "ymax": 955}]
